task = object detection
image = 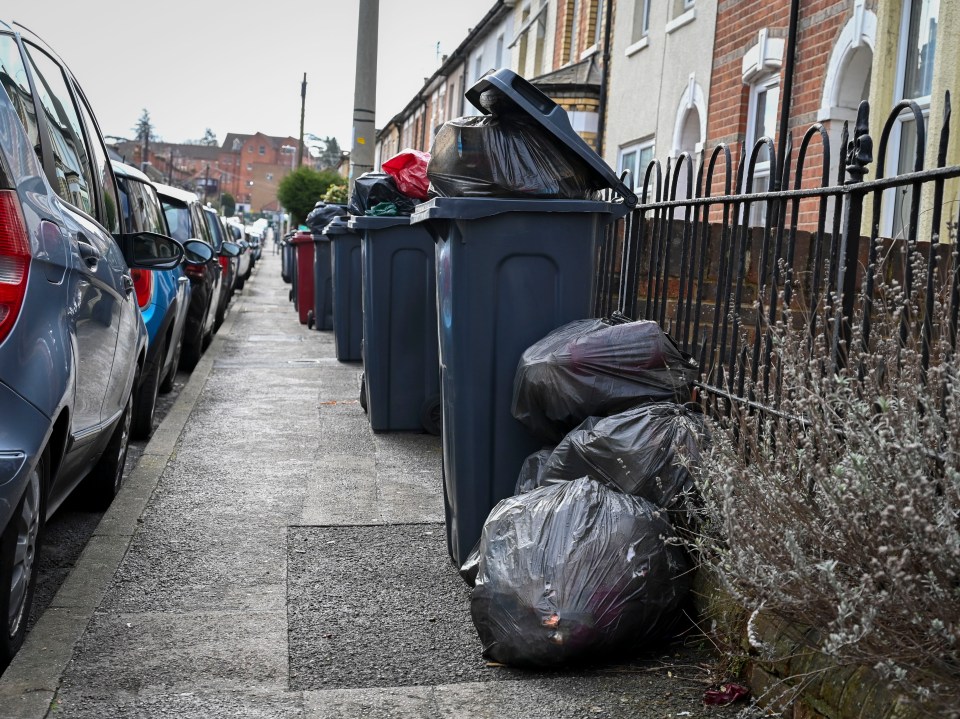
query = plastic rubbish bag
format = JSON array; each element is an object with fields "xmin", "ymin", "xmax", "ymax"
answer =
[
  {"xmin": 305, "ymin": 203, "xmax": 348, "ymax": 234},
  {"xmin": 514, "ymin": 448, "xmax": 554, "ymax": 495},
  {"xmin": 471, "ymin": 477, "xmax": 691, "ymax": 668},
  {"xmin": 348, "ymin": 172, "xmax": 418, "ymax": 216},
  {"xmin": 365, "ymin": 201, "xmax": 399, "ymax": 217},
  {"xmin": 512, "ymin": 319, "xmax": 699, "ymax": 442},
  {"xmin": 537, "ymin": 403, "xmax": 706, "ymax": 510},
  {"xmin": 427, "ymin": 114, "xmax": 596, "ymax": 199},
  {"xmin": 382, "ymin": 148, "xmax": 431, "ymax": 200}
]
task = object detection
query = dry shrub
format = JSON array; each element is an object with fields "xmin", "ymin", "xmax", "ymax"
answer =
[{"xmin": 692, "ymin": 249, "xmax": 960, "ymax": 714}]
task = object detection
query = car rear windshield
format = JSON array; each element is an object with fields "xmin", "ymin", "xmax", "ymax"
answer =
[{"xmin": 161, "ymin": 198, "xmax": 191, "ymax": 242}]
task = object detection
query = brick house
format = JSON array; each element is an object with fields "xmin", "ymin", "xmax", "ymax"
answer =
[{"xmin": 220, "ymin": 132, "xmax": 301, "ymax": 213}]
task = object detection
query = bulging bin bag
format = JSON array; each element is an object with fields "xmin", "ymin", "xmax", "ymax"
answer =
[
  {"xmin": 514, "ymin": 448, "xmax": 555, "ymax": 495},
  {"xmin": 427, "ymin": 115, "xmax": 596, "ymax": 199},
  {"xmin": 306, "ymin": 203, "xmax": 348, "ymax": 234},
  {"xmin": 381, "ymin": 148, "xmax": 430, "ymax": 200},
  {"xmin": 512, "ymin": 319, "xmax": 699, "ymax": 442},
  {"xmin": 471, "ymin": 477, "xmax": 691, "ymax": 668},
  {"xmin": 538, "ymin": 402, "xmax": 707, "ymax": 510},
  {"xmin": 348, "ymin": 172, "xmax": 418, "ymax": 216}
]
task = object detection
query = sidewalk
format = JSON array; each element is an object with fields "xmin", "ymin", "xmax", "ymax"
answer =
[{"xmin": 0, "ymin": 250, "xmax": 720, "ymax": 719}]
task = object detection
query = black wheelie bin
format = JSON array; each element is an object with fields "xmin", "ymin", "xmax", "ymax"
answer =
[
  {"xmin": 312, "ymin": 232, "xmax": 334, "ymax": 331},
  {"xmin": 349, "ymin": 215, "xmax": 441, "ymax": 434},
  {"xmin": 324, "ymin": 217, "xmax": 363, "ymax": 361},
  {"xmin": 411, "ymin": 69, "xmax": 637, "ymax": 566}
]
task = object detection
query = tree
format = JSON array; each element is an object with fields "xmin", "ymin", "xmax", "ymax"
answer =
[
  {"xmin": 132, "ymin": 108, "xmax": 157, "ymax": 142},
  {"xmin": 200, "ymin": 128, "xmax": 218, "ymax": 146},
  {"xmin": 277, "ymin": 167, "xmax": 343, "ymax": 225},
  {"xmin": 220, "ymin": 192, "xmax": 236, "ymax": 217},
  {"xmin": 315, "ymin": 136, "xmax": 343, "ymax": 170}
]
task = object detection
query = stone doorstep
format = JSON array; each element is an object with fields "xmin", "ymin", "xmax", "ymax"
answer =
[{"xmin": 692, "ymin": 570, "xmax": 929, "ymax": 719}]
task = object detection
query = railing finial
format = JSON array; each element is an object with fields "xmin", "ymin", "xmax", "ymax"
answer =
[{"xmin": 845, "ymin": 100, "xmax": 873, "ymax": 185}]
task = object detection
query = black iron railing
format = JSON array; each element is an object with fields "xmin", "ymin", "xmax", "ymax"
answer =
[{"xmin": 595, "ymin": 94, "xmax": 960, "ymax": 417}]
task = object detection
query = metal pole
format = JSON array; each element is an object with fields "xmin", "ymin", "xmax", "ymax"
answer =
[
  {"xmin": 297, "ymin": 73, "xmax": 307, "ymax": 168},
  {"xmin": 775, "ymin": 0, "xmax": 800, "ymax": 188},
  {"xmin": 596, "ymin": 0, "xmax": 613, "ymax": 156},
  {"xmin": 349, "ymin": 0, "xmax": 379, "ymax": 195}
]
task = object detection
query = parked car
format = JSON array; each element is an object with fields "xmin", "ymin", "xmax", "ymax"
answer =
[
  {"xmin": 156, "ymin": 184, "xmax": 222, "ymax": 371},
  {"xmin": 113, "ymin": 162, "xmax": 192, "ymax": 438},
  {"xmin": 224, "ymin": 218, "xmax": 251, "ymax": 289},
  {"xmin": 201, "ymin": 205, "xmax": 239, "ymax": 331},
  {"xmin": 0, "ymin": 20, "xmax": 200, "ymax": 668}
]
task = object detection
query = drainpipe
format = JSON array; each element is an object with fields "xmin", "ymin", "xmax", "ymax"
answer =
[
  {"xmin": 775, "ymin": 0, "xmax": 800, "ymax": 188},
  {"xmin": 595, "ymin": 0, "xmax": 614, "ymax": 156}
]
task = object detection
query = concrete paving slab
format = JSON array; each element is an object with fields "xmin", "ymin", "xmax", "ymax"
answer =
[{"xmin": 49, "ymin": 687, "xmax": 304, "ymax": 719}]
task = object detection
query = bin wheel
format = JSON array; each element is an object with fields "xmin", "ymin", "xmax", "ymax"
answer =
[
  {"xmin": 359, "ymin": 373, "xmax": 368, "ymax": 413},
  {"xmin": 289, "ymin": 288, "xmax": 294, "ymax": 302},
  {"xmin": 419, "ymin": 394, "xmax": 442, "ymax": 436},
  {"xmin": 307, "ymin": 310, "xmax": 315, "ymax": 330}
]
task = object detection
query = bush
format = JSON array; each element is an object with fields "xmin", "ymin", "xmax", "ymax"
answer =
[
  {"xmin": 692, "ymin": 249, "xmax": 960, "ymax": 713},
  {"xmin": 323, "ymin": 182, "xmax": 348, "ymax": 205},
  {"xmin": 277, "ymin": 167, "xmax": 343, "ymax": 225}
]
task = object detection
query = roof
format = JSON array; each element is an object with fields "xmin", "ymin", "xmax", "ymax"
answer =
[
  {"xmin": 154, "ymin": 182, "xmax": 199, "ymax": 203},
  {"xmin": 531, "ymin": 56, "xmax": 601, "ymax": 93}
]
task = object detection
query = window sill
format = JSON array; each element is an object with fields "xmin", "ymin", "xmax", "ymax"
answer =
[
  {"xmin": 666, "ymin": 8, "xmax": 696, "ymax": 34},
  {"xmin": 625, "ymin": 36, "xmax": 649, "ymax": 57},
  {"xmin": 580, "ymin": 44, "xmax": 599, "ymax": 61}
]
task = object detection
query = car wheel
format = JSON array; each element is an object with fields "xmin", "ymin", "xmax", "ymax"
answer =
[
  {"xmin": 420, "ymin": 394, "xmax": 443, "ymax": 436},
  {"xmin": 180, "ymin": 321, "xmax": 205, "ymax": 372},
  {"xmin": 201, "ymin": 323, "xmax": 214, "ymax": 350},
  {"xmin": 86, "ymin": 390, "xmax": 133, "ymax": 510},
  {"xmin": 159, "ymin": 336, "xmax": 182, "ymax": 394},
  {"xmin": 131, "ymin": 338, "xmax": 165, "ymax": 440},
  {"xmin": 235, "ymin": 276, "xmax": 245, "ymax": 291},
  {"xmin": 359, "ymin": 373, "xmax": 368, "ymax": 413},
  {"xmin": 0, "ymin": 452, "xmax": 45, "ymax": 670}
]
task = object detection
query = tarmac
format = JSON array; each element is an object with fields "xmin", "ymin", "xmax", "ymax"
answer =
[{"xmin": 0, "ymin": 249, "xmax": 726, "ymax": 719}]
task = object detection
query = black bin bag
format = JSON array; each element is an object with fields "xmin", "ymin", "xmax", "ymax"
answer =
[
  {"xmin": 348, "ymin": 172, "xmax": 418, "ymax": 216},
  {"xmin": 305, "ymin": 203, "xmax": 348, "ymax": 234},
  {"xmin": 538, "ymin": 403, "xmax": 707, "ymax": 510},
  {"xmin": 427, "ymin": 113, "xmax": 596, "ymax": 200},
  {"xmin": 512, "ymin": 319, "xmax": 699, "ymax": 442},
  {"xmin": 471, "ymin": 477, "xmax": 691, "ymax": 668},
  {"xmin": 514, "ymin": 447, "xmax": 555, "ymax": 495}
]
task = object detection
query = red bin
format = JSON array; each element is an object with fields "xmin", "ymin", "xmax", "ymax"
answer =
[{"xmin": 291, "ymin": 231, "xmax": 315, "ymax": 326}]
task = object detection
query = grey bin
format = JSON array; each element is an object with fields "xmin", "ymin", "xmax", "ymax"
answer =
[
  {"xmin": 312, "ymin": 234, "xmax": 333, "ymax": 331},
  {"xmin": 282, "ymin": 239, "xmax": 294, "ymax": 285},
  {"xmin": 324, "ymin": 217, "xmax": 363, "ymax": 361},
  {"xmin": 349, "ymin": 215, "xmax": 441, "ymax": 434},
  {"xmin": 410, "ymin": 68, "xmax": 638, "ymax": 567}
]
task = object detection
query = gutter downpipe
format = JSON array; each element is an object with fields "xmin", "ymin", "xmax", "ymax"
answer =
[
  {"xmin": 596, "ymin": 0, "xmax": 614, "ymax": 156},
  {"xmin": 775, "ymin": 0, "xmax": 800, "ymax": 189}
]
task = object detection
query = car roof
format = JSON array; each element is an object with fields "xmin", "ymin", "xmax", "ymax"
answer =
[
  {"xmin": 111, "ymin": 160, "xmax": 151, "ymax": 184},
  {"xmin": 154, "ymin": 182, "xmax": 199, "ymax": 203}
]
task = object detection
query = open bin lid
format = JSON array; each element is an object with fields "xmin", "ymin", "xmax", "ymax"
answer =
[
  {"xmin": 323, "ymin": 216, "xmax": 357, "ymax": 236},
  {"xmin": 465, "ymin": 69, "xmax": 637, "ymax": 209},
  {"xmin": 347, "ymin": 216, "xmax": 411, "ymax": 231},
  {"xmin": 411, "ymin": 197, "xmax": 618, "ymax": 224}
]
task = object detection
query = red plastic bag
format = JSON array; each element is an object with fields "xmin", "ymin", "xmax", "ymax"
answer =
[{"xmin": 382, "ymin": 149, "xmax": 431, "ymax": 200}]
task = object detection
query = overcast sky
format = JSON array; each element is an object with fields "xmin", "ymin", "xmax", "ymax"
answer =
[{"xmin": 8, "ymin": 1, "xmax": 490, "ymax": 147}]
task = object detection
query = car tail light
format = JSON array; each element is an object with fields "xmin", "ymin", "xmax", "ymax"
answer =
[
  {"xmin": 218, "ymin": 255, "xmax": 230, "ymax": 274},
  {"xmin": 184, "ymin": 262, "xmax": 206, "ymax": 280},
  {"xmin": 131, "ymin": 268, "xmax": 153, "ymax": 309},
  {"xmin": 0, "ymin": 190, "xmax": 30, "ymax": 345}
]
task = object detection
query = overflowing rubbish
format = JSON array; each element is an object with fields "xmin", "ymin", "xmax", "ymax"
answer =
[
  {"xmin": 305, "ymin": 202, "xmax": 348, "ymax": 234},
  {"xmin": 470, "ymin": 477, "xmax": 691, "ymax": 668},
  {"xmin": 537, "ymin": 402, "xmax": 706, "ymax": 510},
  {"xmin": 512, "ymin": 318, "xmax": 699, "ymax": 442},
  {"xmin": 382, "ymin": 148, "xmax": 430, "ymax": 200},
  {"xmin": 364, "ymin": 201, "xmax": 399, "ymax": 217},
  {"xmin": 348, "ymin": 172, "xmax": 418, "ymax": 216},
  {"xmin": 428, "ymin": 113, "xmax": 596, "ymax": 200}
]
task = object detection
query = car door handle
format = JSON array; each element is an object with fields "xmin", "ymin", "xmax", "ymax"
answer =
[
  {"xmin": 78, "ymin": 239, "xmax": 100, "ymax": 268},
  {"xmin": 178, "ymin": 276, "xmax": 189, "ymax": 284},
  {"xmin": 122, "ymin": 274, "xmax": 134, "ymax": 296}
]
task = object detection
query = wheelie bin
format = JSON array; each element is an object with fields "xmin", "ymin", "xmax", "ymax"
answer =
[
  {"xmin": 411, "ymin": 69, "xmax": 637, "ymax": 566},
  {"xmin": 281, "ymin": 234, "xmax": 295, "ymax": 284},
  {"xmin": 324, "ymin": 217, "xmax": 363, "ymax": 361},
  {"xmin": 349, "ymin": 215, "xmax": 441, "ymax": 434},
  {"xmin": 312, "ymin": 233, "xmax": 334, "ymax": 331},
  {"xmin": 290, "ymin": 231, "xmax": 315, "ymax": 326}
]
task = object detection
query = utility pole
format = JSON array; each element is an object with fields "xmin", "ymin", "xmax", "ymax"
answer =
[
  {"xmin": 204, "ymin": 163, "xmax": 211, "ymax": 203},
  {"xmin": 349, "ymin": 0, "xmax": 378, "ymax": 194},
  {"xmin": 297, "ymin": 73, "xmax": 307, "ymax": 168}
]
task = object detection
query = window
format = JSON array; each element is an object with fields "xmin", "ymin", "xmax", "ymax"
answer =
[
  {"xmin": 161, "ymin": 199, "xmax": 191, "ymax": 243},
  {"xmin": 495, "ymin": 34, "xmax": 504, "ymax": 69},
  {"xmin": 673, "ymin": 0, "xmax": 694, "ymax": 16},
  {"xmin": 0, "ymin": 34, "xmax": 41, "ymax": 157},
  {"xmin": 745, "ymin": 74, "xmax": 780, "ymax": 225},
  {"xmin": 259, "ymin": 145, "xmax": 265, "ymax": 155},
  {"xmin": 246, "ymin": 163, "xmax": 253, "ymax": 171},
  {"xmin": 25, "ymin": 44, "xmax": 95, "ymax": 216},
  {"xmin": 567, "ymin": 0, "xmax": 580, "ymax": 64},
  {"xmin": 618, "ymin": 139, "xmax": 655, "ymax": 192},
  {"xmin": 247, "ymin": 145, "xmax": 253, "ymax": 152},
  {"xmin": 593, "ymin": 0, "xmax": 605, "ymax": 46},
  {"xmin": 232, "ymin": 138, "xmax": 242, "ymax": 151},
  {"xmin": 74, "ymin": 89, "xmax": 120, "ymax": 233},
  {"xmin": 266, "ymin": 172, "xmax": 273, "ymax": 181},
  {"xmin": 474, "ymin": 54, "xmax": 483, "ymax": 83},
  {"xmin": 888, "ymin": 0, "xmax": 939, "ymax": 238}
]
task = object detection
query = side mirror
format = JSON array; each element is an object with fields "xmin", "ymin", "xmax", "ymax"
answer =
[
  {"xmin": 124, "ymin": 231, "xmax": 184, "ymax": 271},
  {"xmin": 182, "ymin": 239, "xmax": 215, "ymax": 265},
  {"xmin": 220, "ymin": 241, "xmax": 241, "ymax": 258}
]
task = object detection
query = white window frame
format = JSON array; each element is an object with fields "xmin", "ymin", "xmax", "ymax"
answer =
[
  {"xmin": 744, "ymin": 73, "xmax": 780, "ymax": 225},
  {"xmin": 618, "ymin": 138, "xmax": 655, "ymax": 194},
  {"xmin": 883, "ymin": 0, "xmax": 938, "ymax": 237}
]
